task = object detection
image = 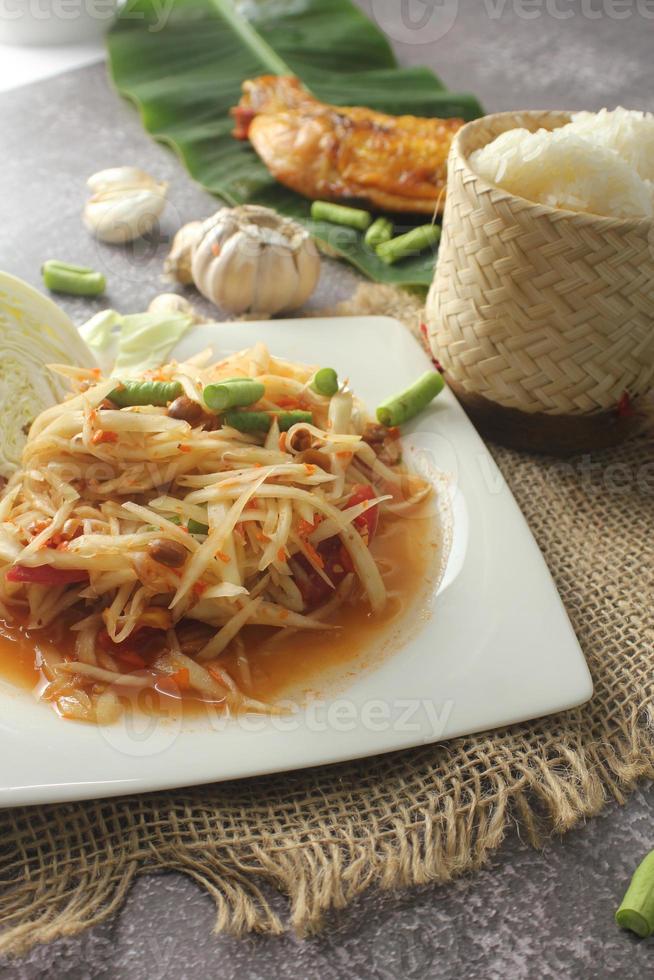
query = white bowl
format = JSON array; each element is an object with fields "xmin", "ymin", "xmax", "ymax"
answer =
[{"xmin": 0, "ymin": 0, "xmax": 116, "ymax": 45}]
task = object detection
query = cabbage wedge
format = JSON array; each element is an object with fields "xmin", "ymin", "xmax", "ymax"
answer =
[{"xmin": 0, "ymin": 272, "xmax": 96, "ymax": 477}]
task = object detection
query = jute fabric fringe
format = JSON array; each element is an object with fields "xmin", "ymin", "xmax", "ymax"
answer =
[{"xmin": 1, "ymin": 284, "xmax": 653, "ymax": 956}]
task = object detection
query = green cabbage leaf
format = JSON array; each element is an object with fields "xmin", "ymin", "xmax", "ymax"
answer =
[
  {"xmin": 79, "ymin": 309, "xmax": 194, "ymax": 377},
  {"xmin": 0, "ymin": 273, "xmax": 96, "ymax": 478}
]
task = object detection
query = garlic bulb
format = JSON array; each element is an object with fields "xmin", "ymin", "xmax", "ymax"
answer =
[
  {"xmin": 164, "ymin": 220, "xmax": 204, "ymax": 285},
  {"xmin": 87, "ymin": 167, "xmax": 154, "ymax": 194},
  {"xmin": 191, "ymin": 205, "xmax": 320, "ymax": 315},
  {"xmin": 148, "ymin": 292, "xmax": 204, "ymax": 322},
  {"xmin": 83, "ymin": 167, "xmax": 168, "ymax": 244}
]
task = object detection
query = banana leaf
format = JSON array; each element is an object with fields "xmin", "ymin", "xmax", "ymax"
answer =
[{"xmin": 108, "ymin": 0, "xmax": 483, "ymax": 288}]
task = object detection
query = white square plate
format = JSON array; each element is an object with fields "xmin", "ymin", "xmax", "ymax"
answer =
[{"xmin": 0, "ymin": 316, "xmax": 592, "ymax": 807}]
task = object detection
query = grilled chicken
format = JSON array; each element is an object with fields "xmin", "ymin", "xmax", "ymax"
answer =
[{"xmin": 231, "ymin": 76, "xmax": 463, "ymax": 214}]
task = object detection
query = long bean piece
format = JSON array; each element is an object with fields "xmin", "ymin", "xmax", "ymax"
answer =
[
  {"xmin": 224, "ymin": 410, "xmax": 312, "ymax": 433},
  {"xmin": 187, "ymin": 518, "xmax": 210, "ymax": 535},
  {"xmin": 42, "ymin": 260, "xmax": 106, "ymax": 296},
  {"xmin": 310, "ymin": 201, "xmax": 371, "ymax": 231},
  {"xmin": 376, "ymin": 372, "xmax": 444, "ymax": 427},
  {"xmin": 364, "ymin": 217, "xmax": 393, "ymax": 249},
  {"xmin": 376, "ymin": 224, "xmax": 441, "ymax": 265},
  {"xmin": 310, "ymin": 368, "xmax": 339, "ymax": 397},
  {"xmin": 108, "ymin": 380, "xmax": 183, "ymax": 407},
  {"xmin": 616, "ymin": 850, "xmax": 654, "ymax": 937},
  {"xmin": 203, "ymin": 380, "xmax": 264, "ymax": 412}
]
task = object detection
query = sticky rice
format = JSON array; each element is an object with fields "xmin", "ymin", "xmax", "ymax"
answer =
[{"xmin": 469, "ymin": 107, "xmax": 654, "ymax": 219}]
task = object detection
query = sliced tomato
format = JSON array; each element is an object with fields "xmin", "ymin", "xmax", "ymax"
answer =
[
  {"xmin": 293, "ymin": 538, "xmax": 350, "ymax": 610},
  {"xmin": 115, "ymin": 649, "xmax": 148, "ymax": 671},
  {"xmin": 346, "ymin": 484, "xmax": 379, "ymax": 539},
  {"xmin": 98, "ymin": 627, "xmax": 164, "ymax": 664},
  {"xmin": 5, "ymin": 565, "xmax": 88, "ymax": 586},
  {"xmin": 293, "ymin": 484, "xmax": 378, "ymax": 609}
]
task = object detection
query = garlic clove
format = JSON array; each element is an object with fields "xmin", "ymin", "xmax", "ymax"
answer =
[
  {"xmin": 147, "ymin": 292, "xmax": 204, "ymax": 322},
  {"xmin": 214, "ymin": 231, "xmax": 260, "ymax": 315},
  {"xmin": 288, "ymin": 237, "xmax": 321, "ymax": 308},
  {"xmin": 84, "ymin": 184, "xmax": 167, "ymax": 244},
  {"xmin": 251, "ymin": 245, "xmax": 299, "ymax": 315},
  {"xmin": 192, "ymin": 228, "xmax": 257, "ymax": 315},
  {"xmin": 164, "ymin": 220, "xmax": 204, "ymax": 285},
  {"xmin": 204, "ymin": 210, "xmax": 239, "ymax": 251},
  {"xmin": 87, "ymin": 167, "xmax": 160, "ymax": 194}
]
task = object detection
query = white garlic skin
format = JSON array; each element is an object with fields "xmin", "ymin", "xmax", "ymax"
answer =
[
  {"xmin": 148, "ymin": 292, "xmax": 204, "ymax": 322},
  {"xmin": 191, "ymin": 205, "xmax": 320, "ymax": 315},
  {"xmin": 86, "ymin": 167, "xmax": 155, "ymax": 194},
  {"xmin": 164, "ymin": 220, "xmax": 204, "ymax": 285},
  {"xmin": 83, "ymin": 167, "xmax": 168, "ymax": 244}
]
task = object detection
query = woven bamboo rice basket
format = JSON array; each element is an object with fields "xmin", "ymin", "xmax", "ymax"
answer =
[{"xmin": 426, "ymin": 110, "xmax": 654, "ymax": 454}]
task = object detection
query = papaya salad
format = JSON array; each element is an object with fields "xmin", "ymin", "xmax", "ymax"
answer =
[{"xmin": 0, "ymin": 344, "xmax": 443, "ymax": 723}]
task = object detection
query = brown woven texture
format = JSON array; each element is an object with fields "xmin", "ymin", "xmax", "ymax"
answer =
[
  {"xmin": 1, "ymin": 285, "xmax": 654, "ymax": 957},
  {"xmin": 427, "ymin": 111, "xmax": 654, "ymax": 415}
]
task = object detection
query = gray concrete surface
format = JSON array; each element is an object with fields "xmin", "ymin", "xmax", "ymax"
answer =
[{"xmin": 1, "ymin": 1, "xmax": 653, "ymax": 976}]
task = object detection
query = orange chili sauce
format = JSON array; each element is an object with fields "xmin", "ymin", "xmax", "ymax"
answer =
[{"xmin": 0, "ymin": 508, "xmax": 441, "ymax": 720}]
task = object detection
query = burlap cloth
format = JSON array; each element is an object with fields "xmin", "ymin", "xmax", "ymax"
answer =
[{"xmin": 1, "ymin": 285, "xmax": 653, "ymax": 956}]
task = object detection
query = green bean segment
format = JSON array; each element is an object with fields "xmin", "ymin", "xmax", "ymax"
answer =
[
  {"xmin": 146, "ymin": 515, "xmax": 182, "ymax": 531},
  {"xmin": 108, "ymin": 380, "xmax": 183, "ymax": 407},
  {"xmin": 274, "ymin": 410, "xmax": 313, "ymax": 431},
  {"xmin": 376, "ymin": 224, "xmax": 441, "ymax": 265},
  {"xmin": 203, "ymin": 380, "xmax": 264, "ymax": 412},
  {"xmin": 158, "ymin": 514, "xmax": 208, "ymax": 535},
  {"xmin": 187, "ymin": 518, "xmax": 210, "ymax": 535},
  {"xmin": 223, "ymin": 410, "xmax": 312, "ymax": 433},
  {"xmin": 364, "ymin": 217, "xmax": 393, "ymax": 249},
  {"xmin": 42, "ymin": 260, "xmax": 106, "ymax": 296},
  {"xmin": 310, "ymin": 200, "xmax": 372, "ymax": 231},
  {"xmin": 616, "ymin": 850, "xmax": 654, "ymax": 938},
  {"xmin": 376, "ymin": 371, "xmax": 444, "ymax": 427},
  {"xmin": 310, "ymin": 368, "xmax": 339, "ymax": 397}
]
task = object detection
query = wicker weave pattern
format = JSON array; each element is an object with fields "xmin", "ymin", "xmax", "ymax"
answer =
[{"xmin": 426, "ymin": 111, "xmax": 654, "ymax": 415}]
